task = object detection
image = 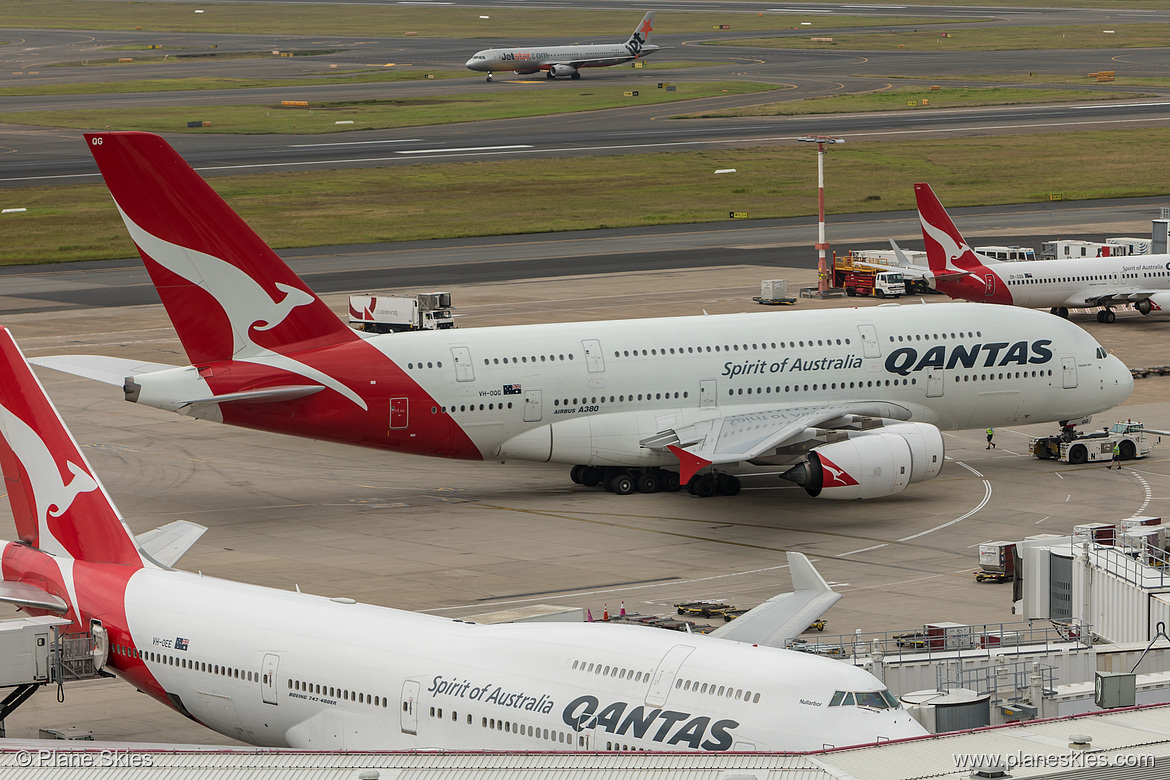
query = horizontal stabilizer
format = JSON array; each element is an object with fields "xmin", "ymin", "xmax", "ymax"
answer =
[
  {"xmin": 0, "ymin": 581, "xmax": 68, "ymax": 614},
  {"xmin": 180, "ymin": 385, "xmax": 325, "ymax": 413},
  {"xmin": 30, "ymin": 355, "xmax": 178, "ymax": 387},
  {"xmin": 708, "ymin": 552, "xmax": 841, "ymax": 648},
  {"xmin": 137, "ymin": 520, "xmax": 208, "ymax": 569}
]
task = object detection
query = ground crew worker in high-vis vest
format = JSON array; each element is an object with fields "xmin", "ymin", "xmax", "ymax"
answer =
[
  {"xmin": 1108, "ymin": 441, "xmax": 1121, "ymax": 469},
  {"xmin": 986, "ymin": 428, "xmax": 995, "ymax": 449}
]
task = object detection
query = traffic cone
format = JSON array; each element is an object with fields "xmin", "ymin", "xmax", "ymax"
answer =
[
  {"xmin": 620, "ymin": 601, "xmax": 627, "ymax": 617},
  {"xmin": 586, "ymin": 609, "xmax": 593, "ymax": 622},
  {"xmin": 603, "ymin": 603, "xmax": 609, "ymax": 621}
]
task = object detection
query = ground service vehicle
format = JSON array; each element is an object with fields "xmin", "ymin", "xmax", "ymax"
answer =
[
  {"xmin": 349, "ymin": 293, "xmax": 454, "ymax": 333},
  {"xmin": 833, "ymin": 256, "xmax": 906, "ymax": 298},
  {"xmin": 1031, "ymin": 421, "xmax": 1155, "ymax": 464}
]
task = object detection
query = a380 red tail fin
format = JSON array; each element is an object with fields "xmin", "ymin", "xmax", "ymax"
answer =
[
  {"xmin": 0, "ymin": 329, "xmax": 142, "ymax": 566},
  {"xmin": 84, "ymin": 132, "xmax": 359, "ymax": 367},
  {"xmin": 914, "ymin": 183, "xmax": 985, "ymax": 273}
]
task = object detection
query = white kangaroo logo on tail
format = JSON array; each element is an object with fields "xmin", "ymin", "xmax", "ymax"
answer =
[
  {"xmin": 117, "ymin": 206, "xmax": 367, "ymax": 411},
  {"xmin": 919, "ymin": 213, "xmax": 973, "ymax": 267}
]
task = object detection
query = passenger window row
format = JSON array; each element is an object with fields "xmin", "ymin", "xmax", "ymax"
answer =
[
  {"xmin": 571, "ymin": 659, "xmax": 651, "ymax": 682},
  {"xmin": 481, "ymin": 714, "xmax": 585, "ymax": 747},
  {"xmin": 554, "ymin": 392, "xmax": 686, "ymax": 407},
  {"xmin": 288, "ymin": 677, "xmax": 387, "ymax": 708},
  {"xmin": 890, "ymin": 331, "xmax": 980, "ymax": 342},
  {"xmin": 730, "ymin": 378, "xmax": 915, "ymax": 397},
  {"xmin": 674, "ymin": 676, "xmax": 761, "ymax": 704},
  {"xmin": 954, "ymin": 370, "xmax": 1052, "ymax": 383},
  {"xmin": 111, "ymin": 643, "xmax": 261, "ymax": 684},
  {"xmin": 484, "ymin": 354, "xmax": 574, "ymax": 365},
  {"xmin": 613, "ymin": 338, "xmax": 850, "ymax": 358}
]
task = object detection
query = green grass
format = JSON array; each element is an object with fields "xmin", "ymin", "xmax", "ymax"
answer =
[
  {"xmin": 680, "ymin": 86, "xmax": 1146, "ymax": 118},
  {"xmin": 715, "ymin": 24, "xmax": 1170, "ymax": 51},
  {"xmin": 0, "ymin": 82, "xmax": 781, "ymax": 134},
  {"xmin": 0, "ymin": 2, "xmax": 964, "ymax": 38},
  {"xmin": 6, "ymin": 127, "xmax": 1170, "ymax": 266},
  {"xmin": 879, "ymin": 73, "xmax": 1170, "ymax": 88}
]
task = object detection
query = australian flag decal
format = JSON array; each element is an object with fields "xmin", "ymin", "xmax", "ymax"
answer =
[
  {"xmin": 175, "ymin": 637, "xmax": 189, "ymax": 651},
  {"xmin": 503, "ymin": 384, "xmax": 522, "ymax": 395}
]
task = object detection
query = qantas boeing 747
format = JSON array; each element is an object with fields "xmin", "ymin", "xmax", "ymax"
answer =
[
  {"xmin": 901, "ymin": 183, "xmax": 1170, "ymax": 323},
  {"xmin": 465, "ymin": 12, "xmax": 658, "ymax": 82},
  {"xmin": 0, "ymin": 327, "xmax": 926, "ymax": 750},
  {"xmin": 36, "ymin": 133, "xmax": 1133, "ymax": 500}
]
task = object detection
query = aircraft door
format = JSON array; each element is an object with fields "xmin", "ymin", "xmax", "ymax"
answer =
[
  {"xmin": 261, "ymin": 653, "xmax": 279, "ymax": 705},
  {"xmin": 451, "ymin": 347, "xmax": 475, "ymax": 382},
  {"xmin": 523, "ymin": 390, "xmax": 543, "ymax": 422},
  {"xmin": 582, "ymin": 339, "xmax": 605, "ymax": 372},
  {"xmin": 401, "ymin": 680, "xmax": 420, "ymax": 735},
  {"xmin": 984, "ymin": 274, "xmax": 995, "ymax": 297},
  {"xmin": 699, "ymin": 379, "xmax": 717, "ymax": 409},
  {"xmin": 1062, "ymin": 356, "xmax": 1078, "ymax": 389},
  {"xmin": 857, "ymin": 324, "xmax": 881, "ymax": 359},
  {"xmin": 390, "ymin": 397, "xmax": 409, "ymax": 429},
  {"xmin": 926, "ymin": 368, "xmax": 944, "ymax": 398},
  {"xmin": 645, "ymin": 645, "xmax": 694, "ymax": 707}
]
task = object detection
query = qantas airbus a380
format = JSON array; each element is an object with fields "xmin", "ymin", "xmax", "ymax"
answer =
[
  {"xmin": 0, "ymin": 326, "xmax": 927, "ymax": 750},
  {"xmin": 904, "ymin": 183, "xmax": 1170, "ymax": 323},
  {"xmin": 38, "ymin": 133, "xmax": 1133, "ymax": 501}
]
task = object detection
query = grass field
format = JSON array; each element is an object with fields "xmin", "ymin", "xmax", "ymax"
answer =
[
  {"xmin": 680, "ymin": 87, "xmax": 1146, "ymax": 118},
  {"xmin": 0, "ymin": 2, "xmax": 961, "ymax": 38},
  {"xmin": 716, "ymin": 24, "xmax": 1170, "ymax": 51},
  {"xmin": 879, "ymin": 74, "xmax": 1170, "ymax": 88},
  {"xmin": 5, "ymin": 127, "xmax": 1170, "ymax": 266},
  {"xmin": 0, "ymin": 82, "xmax": 780, "ymax": 134}
]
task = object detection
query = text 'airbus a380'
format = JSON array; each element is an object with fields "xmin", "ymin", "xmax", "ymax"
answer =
[
  {"xmin": 37, "ymin": 133, "xmax": 1132, "ymax": 501},
  {"xmin": 465, "ymin": 12, "xmax": 658, "ymax": 81},
  {"xmin": 0, "ymin": 327, "xmax": 926, "ymax": 750},
  {"xmin": 904, "ymin": 183, "xmax": 1170, "ymax": 323}
]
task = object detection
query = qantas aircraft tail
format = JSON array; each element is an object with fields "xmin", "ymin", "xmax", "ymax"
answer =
[
  {"xmin": 0, "ymin": 328, "xmax": 144, "ymax": 567},
  {"xmin": 914, "ymin": 183, "xmax": 999, "ymax": 274},
  {"xmin": 84, "ymin": 132, "xmax": 360, "ymax": 367}
]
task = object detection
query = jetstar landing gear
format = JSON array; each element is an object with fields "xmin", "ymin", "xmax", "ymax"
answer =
[{"xmin": 1096, "ymin": 308, "xmax": 1116, "ymax": 323}]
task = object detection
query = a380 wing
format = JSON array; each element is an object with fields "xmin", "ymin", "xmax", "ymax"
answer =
[{"xmin": 641, "ymin": 402, "xmax": 913, "ymax": 482}]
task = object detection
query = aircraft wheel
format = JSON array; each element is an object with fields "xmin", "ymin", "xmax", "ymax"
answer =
[
  {"xmin": 661, "ymin": 471, "xmax": 681, "ymax": 492},
  {"xmin": 1120, "ymin": 440, "xmax": 1137, "ymax": 460},
  {"xmin": 1050, "ymin": 307, "xmax": 1059, "ymax": 315},
  {"xmin": 1068, "ymin": 445, "xmax": 1088, "ymax": 465},
  {"xmin": 610, "ymin": 472, "xmax": 636, "ymax": 495},
  {"xmin": 1096, "ymin": 310, "xmax": 1107, "ymax": 323},
  {"xmin": 686, "ymin": 478, "xmax": 698, "ymax": 495},
  {"xmin": 691, "ymin": 474, "xmax": 718, "ymax": 498},
  {"xmin": 1105, "ymin": 309, "xmax": 1116, "ymax": 323},
  {"xmin": 1057, "ymin": 307, "xmax": 1069, "ymax": 319},
  {"xmin": 547, "ymin": 70, "xmax": 556, "ymax": 79},
  {"xmin": 570, "ymin": 465, "xmax": 585, "ymax": 484},
  {"xmin": 636, "ymin": 472, "xmax": 660, "ymax": 493},
  {"xmin": 486, "ymin": 75, "xmax": 493, "ymax": 82},
  {"xmin": 579, "ymin": 465, "xmax": 603, "ymax": 487},
  {"xmin": 571, "ymin": 72, "xmax": 581, "ymax": 79},
  {"xmin": 717, "ymin": 474, "xmax": 741, "ymax": 496}
]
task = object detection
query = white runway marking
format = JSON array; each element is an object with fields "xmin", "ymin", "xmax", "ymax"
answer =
[{"xmin": 897, "ymin": 461, "xmax": 991, "ymax": 542}]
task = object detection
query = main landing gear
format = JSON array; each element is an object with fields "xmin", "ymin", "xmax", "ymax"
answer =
[
  {"xmin": 1096, "ymin": 308, "xmax": 1116, "ymax": 323},
  {"xmin": 1049, "ymin": 307, "xmax": 1069, "ymax": 318},
  {"xmin": 569, "ymin": 466, "xmax": 740, "ymax": 497},
  {"xmin": 486, "ymin": 73, "xmax": 493, "ymax": 82}
]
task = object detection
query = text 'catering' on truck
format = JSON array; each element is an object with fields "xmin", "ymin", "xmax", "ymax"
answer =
[
  {"xmin": 348, "ymin": 292, "xmax": 455, "ymax": 334},
  {"xmin": 1030, "ymin": 420, "xmax": 1161, "ymax": 464},
  {"xmin": 833, "ymin": 253, "xmax": 908, "ymax": 298}
]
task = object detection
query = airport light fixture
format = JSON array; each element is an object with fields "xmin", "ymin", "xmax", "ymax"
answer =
[{"xmin": 798, "ymin": 135, "xmax": 845, "ymax": 293}]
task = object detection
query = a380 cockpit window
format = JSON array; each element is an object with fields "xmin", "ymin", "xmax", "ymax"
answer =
[{"xmin": 829, "ymin": 689, "xmax": 900, "ymax": 709}]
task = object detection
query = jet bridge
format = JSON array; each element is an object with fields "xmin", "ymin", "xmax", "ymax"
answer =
[{"xmin": 0, "ymin": 616, "xmax": 101, "ymax": 737}]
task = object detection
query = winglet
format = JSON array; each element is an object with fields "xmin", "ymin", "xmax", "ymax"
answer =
[{"xmin": 668, "ymin": 444, "xmax": 710, "ymax": 484}]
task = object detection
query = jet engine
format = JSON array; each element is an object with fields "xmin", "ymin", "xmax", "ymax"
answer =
[
  {"xmin": 1136, "ymin": 293, "xmax": 1170, "ymax": 316},
  {"xmin": 781, "ymin": 422, "xmax": 945, "ymax": 500},
  {"xmin": 548, "ymin": 64, "xmax": 580, "ymax": 79}
]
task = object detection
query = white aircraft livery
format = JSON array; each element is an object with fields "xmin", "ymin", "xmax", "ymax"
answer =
[
  {"xmin": 910, "ymin": 183, "xmax": 1170, "ymax": 323},
  {"xmin": 0, "ymin": 326, "xmax": 926, "ymax": 750},
  {"xmin": 465, "ymin": 12, "xmax": 658, "ymax": 81},
  {"xmin": 38, "ymin": 133, "xmax": 1133, "ymax": 501}
]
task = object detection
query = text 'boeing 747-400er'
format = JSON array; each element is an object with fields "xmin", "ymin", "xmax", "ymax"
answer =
[
  {"xmin": 0, "ymin": 326, "xmax": 927, "ymax": 749},
  {"xmin": 35, "ymin": 133, "xmax": 1133, "ymax": 501},
  {"xmin": 465, "ymin": 12, "xmax": 658, "ymax": 82},
  {"xmin": 882, "ymin": 183, "xmax": 1170, "ymax": 324}
]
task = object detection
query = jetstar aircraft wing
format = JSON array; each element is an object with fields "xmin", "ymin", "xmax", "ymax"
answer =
[
  {"xmin": 708, "ymin": 552, "xmax": 840, "ymax": 648},
  {"xmin": 137, "ymin": 520, "xmax": 208, "ymax": 569},
  {"xmin": 642, "ymin": 402, "xmax": 914, "ymax": 482}
]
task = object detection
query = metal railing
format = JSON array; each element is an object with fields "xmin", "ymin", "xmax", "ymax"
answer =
[
  {"xmin": 936, "ymin": 658, "xmax": 1057, "ymax": 696},
  {"xmin": 1072, "ymin": 538, "xmax": 1170, "ymax": 590},
  {"xmin": 53, "ymin": 633, "xmax": 97, "ymax": 683}
]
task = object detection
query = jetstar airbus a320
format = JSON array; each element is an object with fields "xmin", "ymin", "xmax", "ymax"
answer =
[
  {"xmin": 37, "ymin": 133, "xmax": 1132, "ymax": 500},
  {"xmin": 0, "ymin": 326, "xmax": 926, "ymax": 750},
  {"xmin": 465, "ymin": 12, "xmax": 658, "ymax": 82}
]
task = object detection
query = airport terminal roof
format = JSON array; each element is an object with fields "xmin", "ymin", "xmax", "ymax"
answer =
[{"xmin": 1, "ymin": 703, "xmax": 1168, "ymax": 779}]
